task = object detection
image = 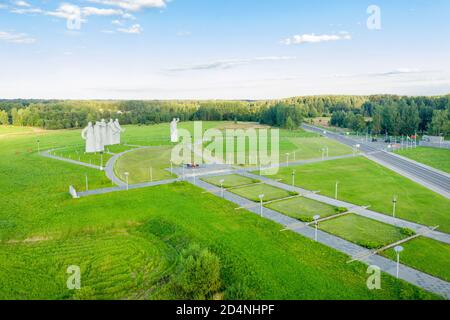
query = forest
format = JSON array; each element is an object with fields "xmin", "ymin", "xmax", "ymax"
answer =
[{"xmin": 0, "ymin": 95, "xmax": 449, "ymax": 136}]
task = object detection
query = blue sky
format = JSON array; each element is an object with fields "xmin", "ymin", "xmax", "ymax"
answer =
[{"xmin": 1, "ymin": 0, "xmax": 449, "ymax": 99}]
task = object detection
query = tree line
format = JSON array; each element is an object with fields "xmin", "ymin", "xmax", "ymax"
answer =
[
  {"xmin": 330, "ymin": 95, "xmax": 450, "ymax": 136},
  {"xmin": 0, "ymin": 95, "xmax": 448, "ymax": 135}
]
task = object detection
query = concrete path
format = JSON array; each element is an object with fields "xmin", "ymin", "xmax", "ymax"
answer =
[
  {"xmin": 40, "ymin": 150, "xmax": 102, "ymax": 170},
  {"xmin": 188, "ymin": 176, "xmax": 450, "ymax": 299},
  {"xmin": 77, "ymin": 178, "xmax": 180, "ymax": 197}
]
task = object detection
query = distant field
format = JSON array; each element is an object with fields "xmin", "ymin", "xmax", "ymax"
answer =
[
  {"xmin": 257, "ymin": 157, "xmax": 450, "ymax": 233},
  {"xmin": 319, "ymin": 214, "xmax": 409, "ymax": 249},
  {"xmin": 396, "ymin": 147, "xmax": 450, "ymax": 174},
  {"xmin": 202, "ymin": 174, "xmax": 259, "ymax": 188},
  {"xmin": 230, "ymin": 184, "xmax": 295, "ymax": 202},
  {"xmin": 381, "ymin": 237, "xmax": 450, "ymax": 282},
  {"xmin": 0, "ymin": 126, "xmax": 37, "ymax": 135},
  {"xmin": 266, "ymin": 197, "xmax": 340, "ymax": 222}
]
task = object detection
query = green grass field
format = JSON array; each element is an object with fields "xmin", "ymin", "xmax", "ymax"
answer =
[
  {"xmin": 396, "ymin": 147, "xmax": 450, "ymax": 174},
  {"xmin": 265, "ymin": 197, "xmax": 341, "ymax": 222},
  {"xmin": 0, "ymin": 123, "xmax": 442, "ymax": 300},
  {"xmin": 114, "ymin": 146, "xmax": 176, "ymax": 184},
  {"xmin": 258, "ymin": 157, "xmax": 450, "ymax": 233},
  {"xmin": 229, "ymin": 184, "xmax": 296, "ymax": 202},
  {"xmin": 381, "ymin": 237, "xmax": 450, "ymax": 282},
  {"xmin": 202, "ymin": 174, "xmax": 259, "ymax": 188},
  {"xmin": 319, "ymin": 214, "xmax": 410, "ymax": 249}
]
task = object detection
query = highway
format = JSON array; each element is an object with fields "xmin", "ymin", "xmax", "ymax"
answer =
[{"xmin": 301, "ymin": 123, "xmax": 450, "ymax": 199}]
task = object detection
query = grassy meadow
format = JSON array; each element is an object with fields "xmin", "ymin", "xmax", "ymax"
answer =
[
  {"xmin": 265, "ymin": 197, "xmax": 342, "ymax": 222},
  {"xmin": 396, "ymin": 147, "xmax": 450, "ymax": 174},
  {"xmin": 0, "ymin": 123, "xmax": 443, "ymax": 300}
]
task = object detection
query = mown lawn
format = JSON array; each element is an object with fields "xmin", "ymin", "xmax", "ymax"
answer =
[
  {"xmin": 257, "ymin": 157, "xmax": 450, "ymax": 233},
  {"xmin": 114, "ymin": 146, "xmax": 176, "ymax": 184},
  {"xmin": 319, "ymin": 214, "xmax": 410, "ymax": 249},
  {"xmin": 396, "ymin": 147, "xmax": 450, "ymax": 174},
  {"xmin": 202, "ymin": 174, "xmax": 259, "ymax": 188},
  {"xmin": 266, "ymin": 196, "xmax": 340, "ymax": 222},
  {"xmin": 0, "ymin": 123, "xmax": 441, "ymax": 300},
  {"xmin": 229, "ymin": 184, "xmax": 296, "ymax": 202},
  {"xmin": 381, "ymin": 237, "xmax": 450, "ymax": 282}
]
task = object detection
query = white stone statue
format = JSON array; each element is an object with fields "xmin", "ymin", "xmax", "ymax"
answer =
[
  {"xmin": 170, "ymin": 118, "xmax": 180, "ymax": 143},
  {"xmin": 94, "ymin": 121, "xmax": 104, "ymax": 152},
  {"xmin": 112, "ymin": 119, "xmax": 124, "ymax": 145},
  {"xmin": 99, "ymin": 119, "xmax": 108, "ymax": 147},
  {"xmin": 81, "ymin": 122, "xmax": 96, "ymax": 153},
  {"xmin": 105, "ymin": 119, "xmax": 115, "ymax": 146}
]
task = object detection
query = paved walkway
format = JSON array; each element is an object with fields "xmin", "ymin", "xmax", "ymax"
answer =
[
  {"xmin": 40, "ymin": 150, "xmax": 102, "ymax": 170},
  {"xmin": 77, "ymin": 178, "xmax": 180, "ymax": 197}
]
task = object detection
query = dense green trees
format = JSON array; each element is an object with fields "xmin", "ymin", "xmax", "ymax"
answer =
[
  {"xmin": 0, "ymin": 95, "xmax": 448, "ymax": 135},
  {"xmin": 0, "ymin": 110, "xmax": 8, "ymax": 125}
]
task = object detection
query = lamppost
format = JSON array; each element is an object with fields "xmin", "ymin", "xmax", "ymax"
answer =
[
  {"xmin": 394, "ymin": 246, "xmax": 404, "ymax": 279},
  {"xmin": 170, "ymin": 160, "xmax": 173, "ymax": 175},
  {"xmin": 392, "ymin": 195, "xmax": 398, "ymax": 218},
  {"xmin": 293, "ymin": 151, "xmax": 296, "ymax": 161},
  {"xmin": 37, "ymin": 139, "xmax": 40, "ymax": 153},
  {"xmin": 124, "ymin": 172, "xmax": 129, "ymax": 191},
  {"xmin": 85, "ymin": 174, "xmax": 89, "ymax": 191},
  {"xmin": 285, "ymin": 153, "xmax": 290, "ymax": 166},
  {"xmin": 291, "ymin": 170, "xmax": 296, "ymax": 187},
  {"xmin": 259, "ymin": 194, "xmax": 265, "ymax": 217},
  {"xmin": 313, "ymin": 215, "xmax": 321, "ymax": 241},
  {"xmin": 182, "ymin": 162, "xmax": 185, "ymax": 180},
  {"xmin": 149, "ymin": 166, "xmax": 153, "ymax": 182},
  {"xmin": 335, "ymin": 181, "xmax": 339, "ymax": 200},
  {"xmin": 220, "ymin": 179, "xmax": 225, "ymax": 198}
]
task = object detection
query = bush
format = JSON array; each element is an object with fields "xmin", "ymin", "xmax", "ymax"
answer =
[
  {"xmin": 172, "ymin": 243, "xmax": 221, "ymax": 300},
  {"xmin": 334, "ymin": 207, "xmax": 348, "ymax": 213},
  {"xmin": 288, "ymin": 191, "xmax": 299, "ymax": 197},
  {"xmin": 400, "ymin": 228, "xmax": 416, "ymax": 237}
]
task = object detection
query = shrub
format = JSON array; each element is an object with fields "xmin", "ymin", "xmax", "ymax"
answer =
[
  {"xmin": 172, "ymin": 243, "xmax": 221, "ymax": 300},
  {"xmin": 288, "ymin": 191, "xmax": 299, "ymax": 197},
  {"xmin": 334, "ymin": 207, "xmax": 348, "ymax": 213},
  {"xmin": 400, "ymin": 228, "xmax": 416, "ymax": 237}
]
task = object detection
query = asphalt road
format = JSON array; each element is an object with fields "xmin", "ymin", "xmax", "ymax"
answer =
[{"xmin": 301, "ymin": 123, "xmax": 450, "ymax": 199}]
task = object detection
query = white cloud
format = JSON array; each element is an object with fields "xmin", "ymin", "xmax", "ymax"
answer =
[
  {"xmin": 282, "ymin": 32, "xmax": 351, "ymax": 45},
  {"xmin": 169, "ymin": 56, "xmax": 297, "ymax": 72},
  {"xmin": 82, "ymin": 6, "xmax": 124, "ymax": 16},
  {"xmin": 117, "ymin": 23, "xmax": 142, "ymax": 34},
  {"xmin": 111, "ymin": 19, "xmax": 123, "ymax": 25},
  {"xmin": 87, "ymin": 0, "xmax": 167, "ymax": 11},
  {"xmin": 0, "ymin": 30, "xmax": 36, "ymax": 44},
  {"xmin": 13, "ymin": 1, "xmax": 31, "ymax": 7},
  {"xmin": 46, "ymin": 3, "xmax": 81, "ymax": 20},
  {"xmin": 10, "ymin": 7, "xmax": 43, "ymax": 14}
]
